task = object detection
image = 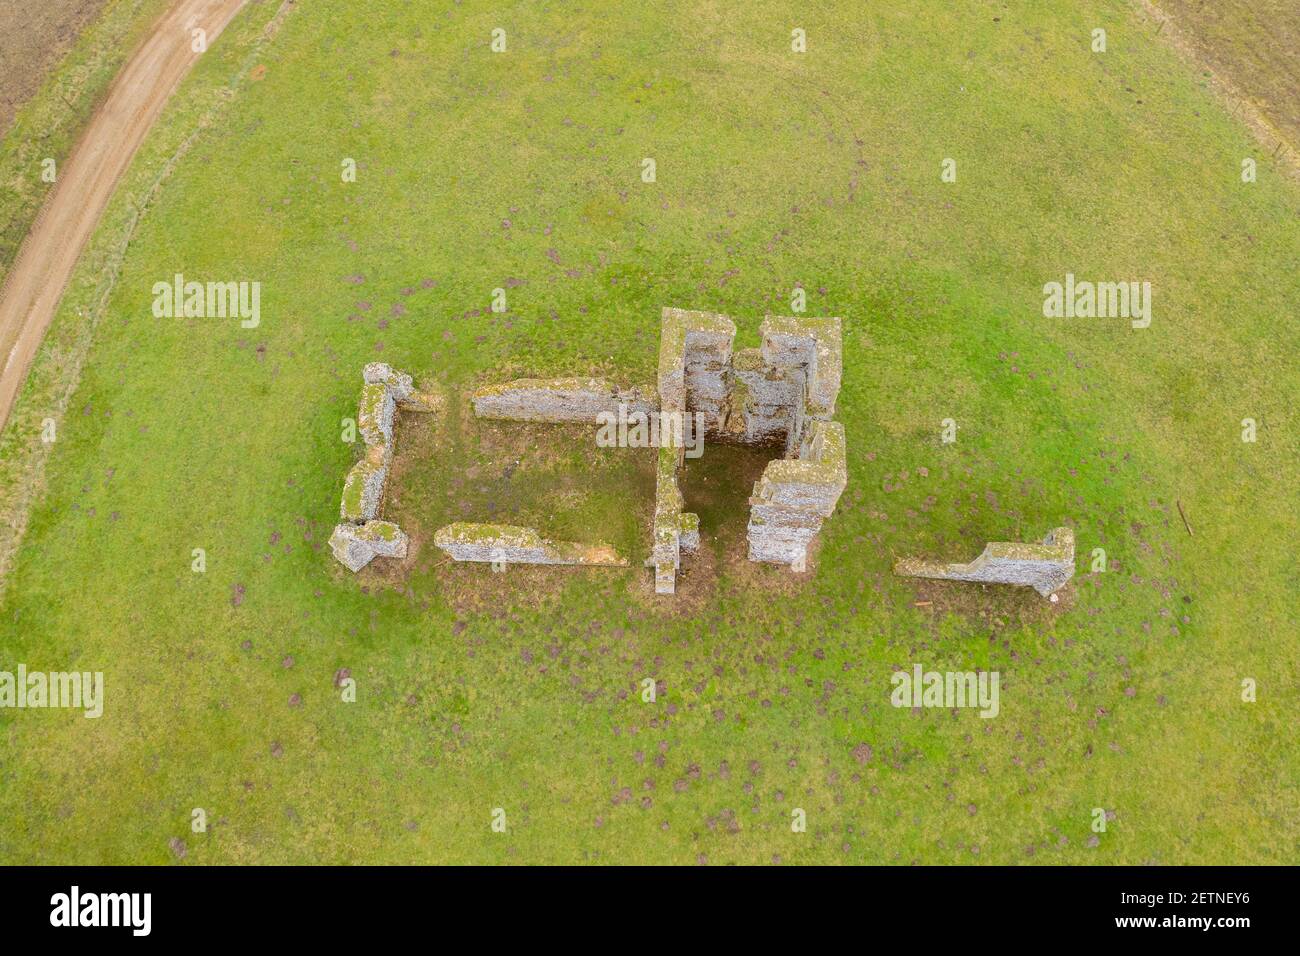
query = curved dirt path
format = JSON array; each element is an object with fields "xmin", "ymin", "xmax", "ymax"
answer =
[{"xmin": 0, "ymin": 0, "xmax": 247, "ymax": 430}]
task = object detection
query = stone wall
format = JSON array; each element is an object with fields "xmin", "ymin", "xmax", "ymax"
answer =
[
  {"xmin": 433, "ymin": 522, "xmax": 628, "ymax": 566},
  {"xmin": 893, "ymin": 527, "xmax": 1076, "ymax": 597},
  {"xmin": 329, "ymin": 521, "xmax": 409, "ymax": 573},
  {"xmin": 658, "ymin": 308, "xmax": 736, "ymax": 434},
  {"xmin": 647, "ymin": 307, "xmax": 732, "ymax": 593},
  {"xmin": 746, "ymin": 421, "xmax": 848, "ymax": 566},
  {"xmin": 329, "ymin": 363, "xmax": 439, "ymax": 573},
  {"xmin": 738, "ymin": 314, "xmax": 842, "ymax": 456},
  {"xmin": 731, "ymin": 348, "xmax": 805, "ymax": 445},
  {"xmin": 649, "ymin": 444, "xmax": 700, "ymax": 594},
  {"xmin": 471, "ymin": 377, "xmax": 655, "ymax": 423},
  {"xmin": 761, "ymin": 315, "xmax": 842, "ymax": 419}
]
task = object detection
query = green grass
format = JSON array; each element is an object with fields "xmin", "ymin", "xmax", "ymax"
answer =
[{"xmin": 0, "ymin": 0, "xmax": 1296, "ymax": 864}]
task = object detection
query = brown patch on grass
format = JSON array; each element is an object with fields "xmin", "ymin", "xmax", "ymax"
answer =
[
  {"xmin": 0, "ymin": 0, "xmax": 111, "ymax": 134},
  {"xmin": 1142, "ymin": 0, "xmax": 1300, "ymax": 177},
  {"xmin": 434, "ymin": 559, "xmax": 635, "ymax": 619}
]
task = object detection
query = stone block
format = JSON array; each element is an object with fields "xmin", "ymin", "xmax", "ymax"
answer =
[
  {"xmin": 751, "ymin": 421, "xmax": 847, "ymax": 516},
  {"xmin": 340, "ymin": 456, "xmax": 387, "ymax": 522},
  {"xmin": 363, "ymin": 362, "xmax": 415, "ymax": 402},
  {"xmin": 747, "ymin": 534, "xmax": 808, "ymax": 565},
  {"xmin": 357, "ymin": 382, "xmax": 396, "ymax": 445},
  {"xmin": 732, "ymin": 348, "xmax": 804, "ymax": 406},
  {"xmin": 679, "ymin": 512, "xmax": 700, "ymax": 553},
  {"xmin": 743, "ymin": 404, "xmax": 791, "ymax": 443},
  {"xmin": 659, "ymin": 308, "xmax": 735, "ymax": 415},
  {"xmin": 651, "ymin": 445, "xmax": 684, "ymax": 593},
  {"xmin": 330, "ymin": 520, "xmax": 409, "ymax": 572},
  {"xmin": 760, "ymin": 315, "xmax": 842, "ymax": 418}
]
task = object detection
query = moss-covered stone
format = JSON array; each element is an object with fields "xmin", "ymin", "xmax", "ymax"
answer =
[
  {"xmin": 332, "ymin": 365, "xmax": 438, "ymax": 571},
  {"xmin": 471, "ymin": 377, "xmax": 654, "ymax": 423},
  {"xmin": 894, "ymin": 528, "xmax": 1076, "ymax": 597},
  {"xmin": 433, "ymin": 522, "xmax": 628, "ymax": 566},
  {"xmin": 760, "ymin": 314, "xmax": 842, "ymax": 419},
  {"xmin": 357, "ymin": 381, "xmax": 395, "ymax": 445},
  {"xmin": 650, "ymin": 444, "xmax": 686, "ymax": 592},
  {"xmin": 752, "ymin": 421, "xmax": 847, "ymax": 514},
  {"xmin": 363, "ymin": 362, "xmax": 414, "ymax": 401},
  {"xmin": 659, "ymin": 307, "xmax": 735, "ymax": 416},
  {"xmin": 340, "ymin": 456, "xmax": 386, "ymax": 522},
  {"xmin": 329, "ymin": 520, "xmax": 408, "ymax": 572}
]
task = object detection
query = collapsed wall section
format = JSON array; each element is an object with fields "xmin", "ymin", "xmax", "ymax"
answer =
[
  {"xmin": 433, "ymin": 522, "xmax": 628, "ymax": 566},
  {"xmin": 736, "ymin": 314, "xmax": 842, "ymax": 456},
  {"xmin": 893, "ymin": 528, "xmax": 1076, "ymax": 597}
]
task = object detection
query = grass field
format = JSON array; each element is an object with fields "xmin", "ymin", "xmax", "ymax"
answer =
[{"xmin": 0, "ymin": 0, "xmax": 1296, "ymax": 864}]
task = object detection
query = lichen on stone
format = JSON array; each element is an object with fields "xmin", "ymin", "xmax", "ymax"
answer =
[
  {"xmin": 893, "ymin": 528, "xmax": 1076, "ymax": 597},
  {"xmin": 331, "ymin": 365, "xmax": 430, "ymax": 572},
  {"xmin": 433, "ymin": 522, "xmax": 628, "ymax": 566}
]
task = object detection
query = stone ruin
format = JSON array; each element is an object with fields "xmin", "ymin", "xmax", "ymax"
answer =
[
  {"xmin": 329, "ymin": 314, "xmax": 1072, "ymax": 603},
  {"xmin": 893, "ymin": 527, "xmax": 1075, "ymax": 597},
  {"xmin": 649, "ymin": 308, "xmax": 847, "ymax": 592},
  {"xmin": 431, "ymin": 307, "xmax": 848, "ymax": 595},
  {"xmin": 328, "ymin": 363, "xmax": 440, "ymax": 572}
]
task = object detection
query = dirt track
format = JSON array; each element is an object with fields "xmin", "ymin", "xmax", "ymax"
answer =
[{"xmin": 0, "ymin": 0, "xmax": 246, "ymax": 430}]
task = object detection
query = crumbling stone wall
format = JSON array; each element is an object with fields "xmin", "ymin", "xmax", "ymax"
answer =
[
  {"xmin": 735, "ymin": 316, "xmax": 846, "ymax": 568},
  {"xmin": 649, "ymin": 445, "xmax": 701, "ymax": 593},
  {"xmin": 650, "ymin": 308, "xmax": 735, "ymax": 592},
  {"xmin": 731, "ymin": 348, "xmax": 804, "ymax": 445},
  {"xmin": 658, "ymin": 308, "xmax": 736, "ymax": 435},
  {"xmin": 434, "ymin": 522, "xmax": 628, "ymax": 566},
  {"xmin": 330, "ymin": 520, "xmax": 408, "ymax": 573},
  {"xmin": 733, "ymin": 314, "xmax": 842, "ymax": 457},
  {"xmin": 330, "ymin": 363, "xmax": 439, "ymax": 573},
  {"xmin": 747, "ymin": 421, "xmax": 848, "ymax": 566},
  {"xmin": 471, "ymin": 377, "xmax": 654, "ymax": 423},
  {"xmin": 893, "ymin": 527, "xmax": 1076, "ymax": 597},
  {"xmin": 652, "ymin": 308, "xmax": 848, "ymax": 580}
]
